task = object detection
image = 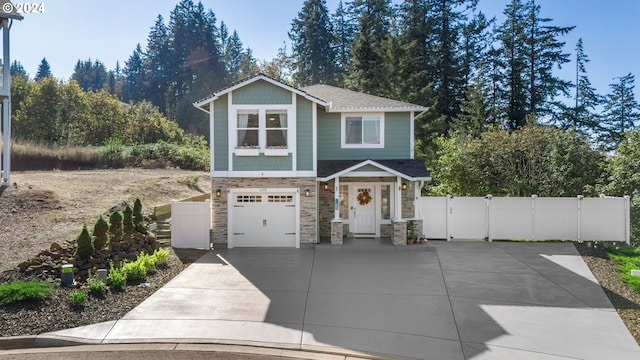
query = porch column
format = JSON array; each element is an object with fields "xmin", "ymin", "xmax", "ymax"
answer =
[
  {"xmin": 333, "ymin": 177, "xmax": 340, "ymax": 220},
  {"xmin": 331, "ymin": 177, "xmax": 343, "ymax": 245},
  {"xmin": 395, "ymin": 176, "xmax": 402, "ymax": 220}
]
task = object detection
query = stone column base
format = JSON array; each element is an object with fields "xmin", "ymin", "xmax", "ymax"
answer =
[
  {"xmin": 408, "ymin": 219, "xmax": 424, "ymax": 239},
  {"xmin": 331, "ymin": 219, "xmax": 343, "ymax": 245},
  {"xmin": 392, "ymin": 220, "xmax": 407, "ymax": 246}
]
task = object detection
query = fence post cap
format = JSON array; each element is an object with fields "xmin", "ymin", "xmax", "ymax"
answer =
[
  {"xmin": 485, "ymin": 194, "xmax": 493, "ymax": 199},
  {"xmin": 624, "ymin": 195, "xmax": 631, "ymax": 199},
  {"xmin": 577, "ymin": 195, "xmax": 584, "ymax": 199}
]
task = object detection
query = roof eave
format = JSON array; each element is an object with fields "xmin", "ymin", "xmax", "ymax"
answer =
[
  {"xmin": 324, "ymin": 106, "xmax": 429, "ymax": 113},
  {"xmin": 318, "ymin": 159, "xmax": 429, "ymax": 182}
]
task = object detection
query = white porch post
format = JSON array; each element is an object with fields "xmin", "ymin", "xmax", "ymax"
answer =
[
  {"xmin": 395, "ymin": 176, "xmax": 402, "ymax": 219},
  {"xmin": 334, "ymin": 177, "xmax": 340, "ymax": 220},
  {"xmin": 1, "ymin": 21, "xmax": 11, "ymax": 187}
]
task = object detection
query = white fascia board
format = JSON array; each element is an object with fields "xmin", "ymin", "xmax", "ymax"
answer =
[
  {"xmin": 318, "ymin": 159, "xmax": 423, "ymax": 182},
  {"xmin": 324, "ymin": 106, "xmax": 428, "ymax": 113}
]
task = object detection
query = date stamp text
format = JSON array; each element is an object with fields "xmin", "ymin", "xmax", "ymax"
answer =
[{"xmin": 3, "ymin": 2, "xmax": 46, "ymax": 14}]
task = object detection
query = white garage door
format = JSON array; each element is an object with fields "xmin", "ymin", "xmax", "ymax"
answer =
[{"xmin": 230, "ymin": 191, "xmax": 297, "ymax": 247}]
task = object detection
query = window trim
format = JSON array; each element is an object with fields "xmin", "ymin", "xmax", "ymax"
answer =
[
  {"xmin": 230, "ymin": 105, "xmax": 293, "ymax": 156},
  {"xmin": 341, "ymin": 112, "xmax": 385, "ymax": 149}
]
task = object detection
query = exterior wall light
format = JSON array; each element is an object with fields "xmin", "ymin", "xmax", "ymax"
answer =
[
  {"xmin": 305, "ymin": 189, "xmax": 311, "ymax": 197},
  {"xmin": 402, "ymin": 183, "xmax": 407, "ymax": 190},
  {"xmin": 323, "ymin": 183, "xmax": 329, "ymax": 191},
  {"xmin": 215, "ymin": 189, "xmax": 221, "ymax": 197}
]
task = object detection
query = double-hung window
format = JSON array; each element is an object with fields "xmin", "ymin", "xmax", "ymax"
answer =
[
  {"xmin": 235, "ymin": 108, "xmax": 289, "ymax": 156},
  {"xmin": 342, "ymin": 113, "xmax": 384, "ymax": 148},
  {"xmin": 237, "ymin": 110, "xmax": 259, "ymax": 149}
]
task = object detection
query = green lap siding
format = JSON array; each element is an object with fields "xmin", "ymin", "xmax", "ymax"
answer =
[
  {"xmin": 317, "ymin": 110, "xmax": 411, "ymax": 160},
  {"xmin": 233, "ymin": 154, "xmax": 293, "ymax": 171},
  {"xmin": 213, "ymin": 95, "xmax": 229, "ymax": 171},
  {"xmin": 297, "ymin": 96, "xmax": 313, "ymax": 170},
  {"xmin": 232, "ymin": 80, "xmax": 292, "ymax": 105}
]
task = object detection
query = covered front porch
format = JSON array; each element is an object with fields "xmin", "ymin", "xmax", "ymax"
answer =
[{"xmin": 317, "ymin": 159, "xmax": 430, "ymax": 246}]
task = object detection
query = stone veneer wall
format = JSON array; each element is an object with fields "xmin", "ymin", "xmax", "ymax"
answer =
[
  {"xmin": 210, "ymin": 177, "xmax": 317, "ymax": 246},
  {"xmin": 318, "ymin": 177, "xmax": 417, "ymax": 238}
]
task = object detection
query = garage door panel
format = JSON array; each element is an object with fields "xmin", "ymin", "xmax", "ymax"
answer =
[{"xmin": 231, "ymin": 192, "xmax": 297, "ymax": 248}]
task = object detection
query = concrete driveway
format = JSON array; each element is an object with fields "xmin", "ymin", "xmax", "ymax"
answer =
[{"xmin": 41, "ymin": 242, "xmax": 640, "ymax": 359}]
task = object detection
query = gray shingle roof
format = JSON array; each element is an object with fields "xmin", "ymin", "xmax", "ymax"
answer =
[
  {"xmin": 317, "ymin": 159, "xmax": 430, "ymax": 181},
  {"xmin": 302, "ymin": 84, "xmax": 427, "ymax": 112}
]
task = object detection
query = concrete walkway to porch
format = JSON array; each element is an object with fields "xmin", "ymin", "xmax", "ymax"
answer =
[{"xmin": 33, "ymin": 242, "xmax": 640, "ymax": 359}]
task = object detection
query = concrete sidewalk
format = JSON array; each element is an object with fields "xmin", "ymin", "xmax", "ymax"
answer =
[{"xmin": 28, "ymin": 242, "xmax": 640, "ymax": 359}]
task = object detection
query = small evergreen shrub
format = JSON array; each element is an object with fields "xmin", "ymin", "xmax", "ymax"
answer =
[
  {"xmin": 137, "ymin": 251, "xmax": 156, "ymax": 271},
  {"xmin": 87, "ymin": 274, "xmax": 107, "ymax": 296},
  {"xmin": 108, "ymin": 262, "xmax": 126, "ymax": 290},
  {"xmin": 75, "ymin": 224, "xmax": 94, "ymax": 259},
  {"xmin": 0, "ymin": 281, "xmax": 54, "ymax": 306},
  {"xmin": 70, "ymin": 290, "xmax": 86, "ymax": 306},
  {"xmin": 123, "ymin": 206, "xmax": 135, "ymax": 234},
  {"xmin": 93, "ymin": 216, "xmax": 110, "ymax": 250},
  {"xmin": 121, "ymin": 260, "xmax": 147, "ymax": 282},
  {"xmin": 153, "ymin": 248, "xmax": 169, "ymax": 267},
  {"xmin": 133, "ymin": 198, "xmax": 146, "ymax": 233},
  {"xmin": 109, "ymin": 211, "xmax": 124, "ymax": 242}
]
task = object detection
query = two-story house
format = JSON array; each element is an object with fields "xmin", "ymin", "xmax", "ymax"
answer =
[{"xmin": 194, "ymin": 73, "xmax": 430, "ymax": 248}]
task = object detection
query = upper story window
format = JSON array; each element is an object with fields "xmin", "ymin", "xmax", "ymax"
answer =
[
  {"xmin": 237, "ymin": 110, "xmax": 259, "ymax": 148},
  {"xmin": 233, "ymin": 107, "xmax": 290, "ymax": 156},
  {"xmin": 341, "ymin": 113, "xmax": 384, "ymax": 148},
  {"xmin": 266, "ymin": 110, "xmax": 287, "ymax": 148}
]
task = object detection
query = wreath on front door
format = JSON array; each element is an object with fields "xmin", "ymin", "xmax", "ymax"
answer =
[{"xmin": 357, "ymin": 189, "xmax": 372, "ymax": 206}]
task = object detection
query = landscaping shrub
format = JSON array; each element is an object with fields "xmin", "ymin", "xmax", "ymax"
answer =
[
  {"xmin": 153, "ymin": 248, "xmax": 169, "ymax": 267},
  {"xmin": 0, "ymin": 281, "xmax": 54, "ymax": 306},
  {"xmin": 123, "ymin": 206, "xmax": 135, "ymax": 235},
  {"xmin": 75, "ymin": 224, "xmax": 94, "ymax": 259},
  {"xmin": 87, "ymin": 273, "xmax": 108, "ymax": 297},
  {"xmin": 70, "ymin": 290, "xmax": 86, "ymax": 306},
  {"xmin": 93, "ymin": 215, "xmax": 110, "ymax": 250},
  {"xmin": 133, "ymin": 198, "xmax": 146, "ymax": 233},
  {"xmin": 108, "ymin": 262, "xmax": 126, "ymax": 290},
  {"xmin": 109, "ymin": 211, "xmax": 124, "ymax": 242},
  {"xmin": 137, "ymin": 251, "xmax": 156, "ymax": 271},
  {"xmin": 121, "ymin": 260, "xmax": 147, "ymax": 282}
]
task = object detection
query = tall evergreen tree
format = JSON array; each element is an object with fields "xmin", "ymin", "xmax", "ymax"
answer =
[
  {"xmin": 123, "ymin": 44, "xmax": 146, "ymax": 103},
  {"xmin": 144, "ymin": 15, "xmax": 171, "ymax": 113},
  {"xmin": 496, "ymin": 0, "xmax": 573, "ymax": 129},
  {"xmin": 347, "ymin": 0, "xmax": 392, "ymax": 95},
  {"xmin": 331, "ymin": 0, "xmax": 356, "ymax": 87},
  {"xmin": 289, "ymin": 0, "xmax": 337, "ymax": 86},
  {"xmin": 10, "ymin": 60, "xmax": 28, "ymax": 78},
  {"xmin": 600, "ymin": 73, "xmax": 640, "ymax": 148},
  {"xmin": 562, "ymin": 38, "xmax": 601, "ymax": 132},
  {"xmin": 34, "ymin": 58, "xmax": 52, "ymax": 81},
  {"xmin": 71, "ymin": 59, "xmax": 109, "ymax": 91}
]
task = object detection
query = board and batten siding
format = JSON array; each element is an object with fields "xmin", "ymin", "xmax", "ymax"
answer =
[
  {"xmin": 213, "ymin": 94, "xmax": 229, "ymax": 171},
  {"xmin": 231, "ymin": 80, "xmax": 293, "ymax": 105},
  {"xmin": 296, "ymin": 96, "xmax": 314, "ymax": 171},
  {"xmin": 317, "ymin": 110, "xmax": 411, "ymax": 160}
]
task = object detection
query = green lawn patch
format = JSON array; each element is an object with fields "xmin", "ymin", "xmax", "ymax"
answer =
[
  {"xmin": 0, "ymin": 281, "xmax": 54, "ymax": 306},
  {"xmin": 605, "ymin": 244, "xmax": 640, "ymax": 292}
]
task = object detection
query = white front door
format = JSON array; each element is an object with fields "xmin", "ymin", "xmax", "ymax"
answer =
[{"xmin": 352, "ymin": 186, "xmax": 376, "ymax": 235}]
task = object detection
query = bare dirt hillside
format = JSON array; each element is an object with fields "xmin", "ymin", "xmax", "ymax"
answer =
[{"xmin": 0, "ymin": 169, "xmax": 210, "ymax": 271}]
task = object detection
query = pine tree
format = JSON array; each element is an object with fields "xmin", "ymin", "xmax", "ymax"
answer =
[
  {"xmin": 289, "ymin": 0, "xmax": 337, "ymax": 86},
  {"xmin": 109, "ymin": 211, "xmax": 124, "ymax": 242},
  {"xmin": 71, "ymin": 59, "xmax": 109, "ymax": 91},
  {"xmin": 123, "ymin": 206, "xmax": 135, "ymax": 235},
  {"xmin": 75, "ymin": 224, "xmax": 94, "ymax": 259},
  {"xmin": 34, "ymin": 58, "xmax": 52, "ymax": 81},
  {"xmin": 93, "ymin": 216, "xmax": 110, "ymax": 250},
  {"xmin": 600, "ymin": 73, "xmax": 640, "ymax": 148},
  {"xmin": 331, "ymin": 0, "xmax": 356, "ymax": 87},
  {"xmin": 223, "ymin": 30, "xmax": 247, "ymax": 82},
  {"xmin": 563, "ymin": 38, "xmax": 601, "ymax": 132},
  {"xmin": 144, "ymin": 15, "xmax": 170, "ymax": 113},
  {"xmin": 123, "ymin": 44, "xmax": 146, "ymax": 103},
  {"xmin": 346, "ymin": 0, "xmax": 392, "ymax": 95},
  {"xmin": 133, "ymin": 198, "xmax": 146, "ymax": 233},
  {"xmin": 10, "ymin": 60, "xmax": 28, "ymax": 78}
]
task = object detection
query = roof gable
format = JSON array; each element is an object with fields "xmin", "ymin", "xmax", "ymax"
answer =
[
  {"xmin": 317, "ymin": 159, "xmax": 431, "ymax": 181},
  {"xmin": 193, "ymin": 73, "xmax": 327, "ymax": 110}
]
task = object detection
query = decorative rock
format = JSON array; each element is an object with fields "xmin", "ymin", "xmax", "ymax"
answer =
[{"xmin": 50, "ymin": 242, "xmax": 63, "ymax": 252}]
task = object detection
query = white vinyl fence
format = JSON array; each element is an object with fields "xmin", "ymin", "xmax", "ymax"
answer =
[
  {"xmin": 420, "ymin": 195, "xmax": 630, "ymax": 244},
  {"xmin": 171, "ymin": 199, "xmax": 211, "ymax": 249}
]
